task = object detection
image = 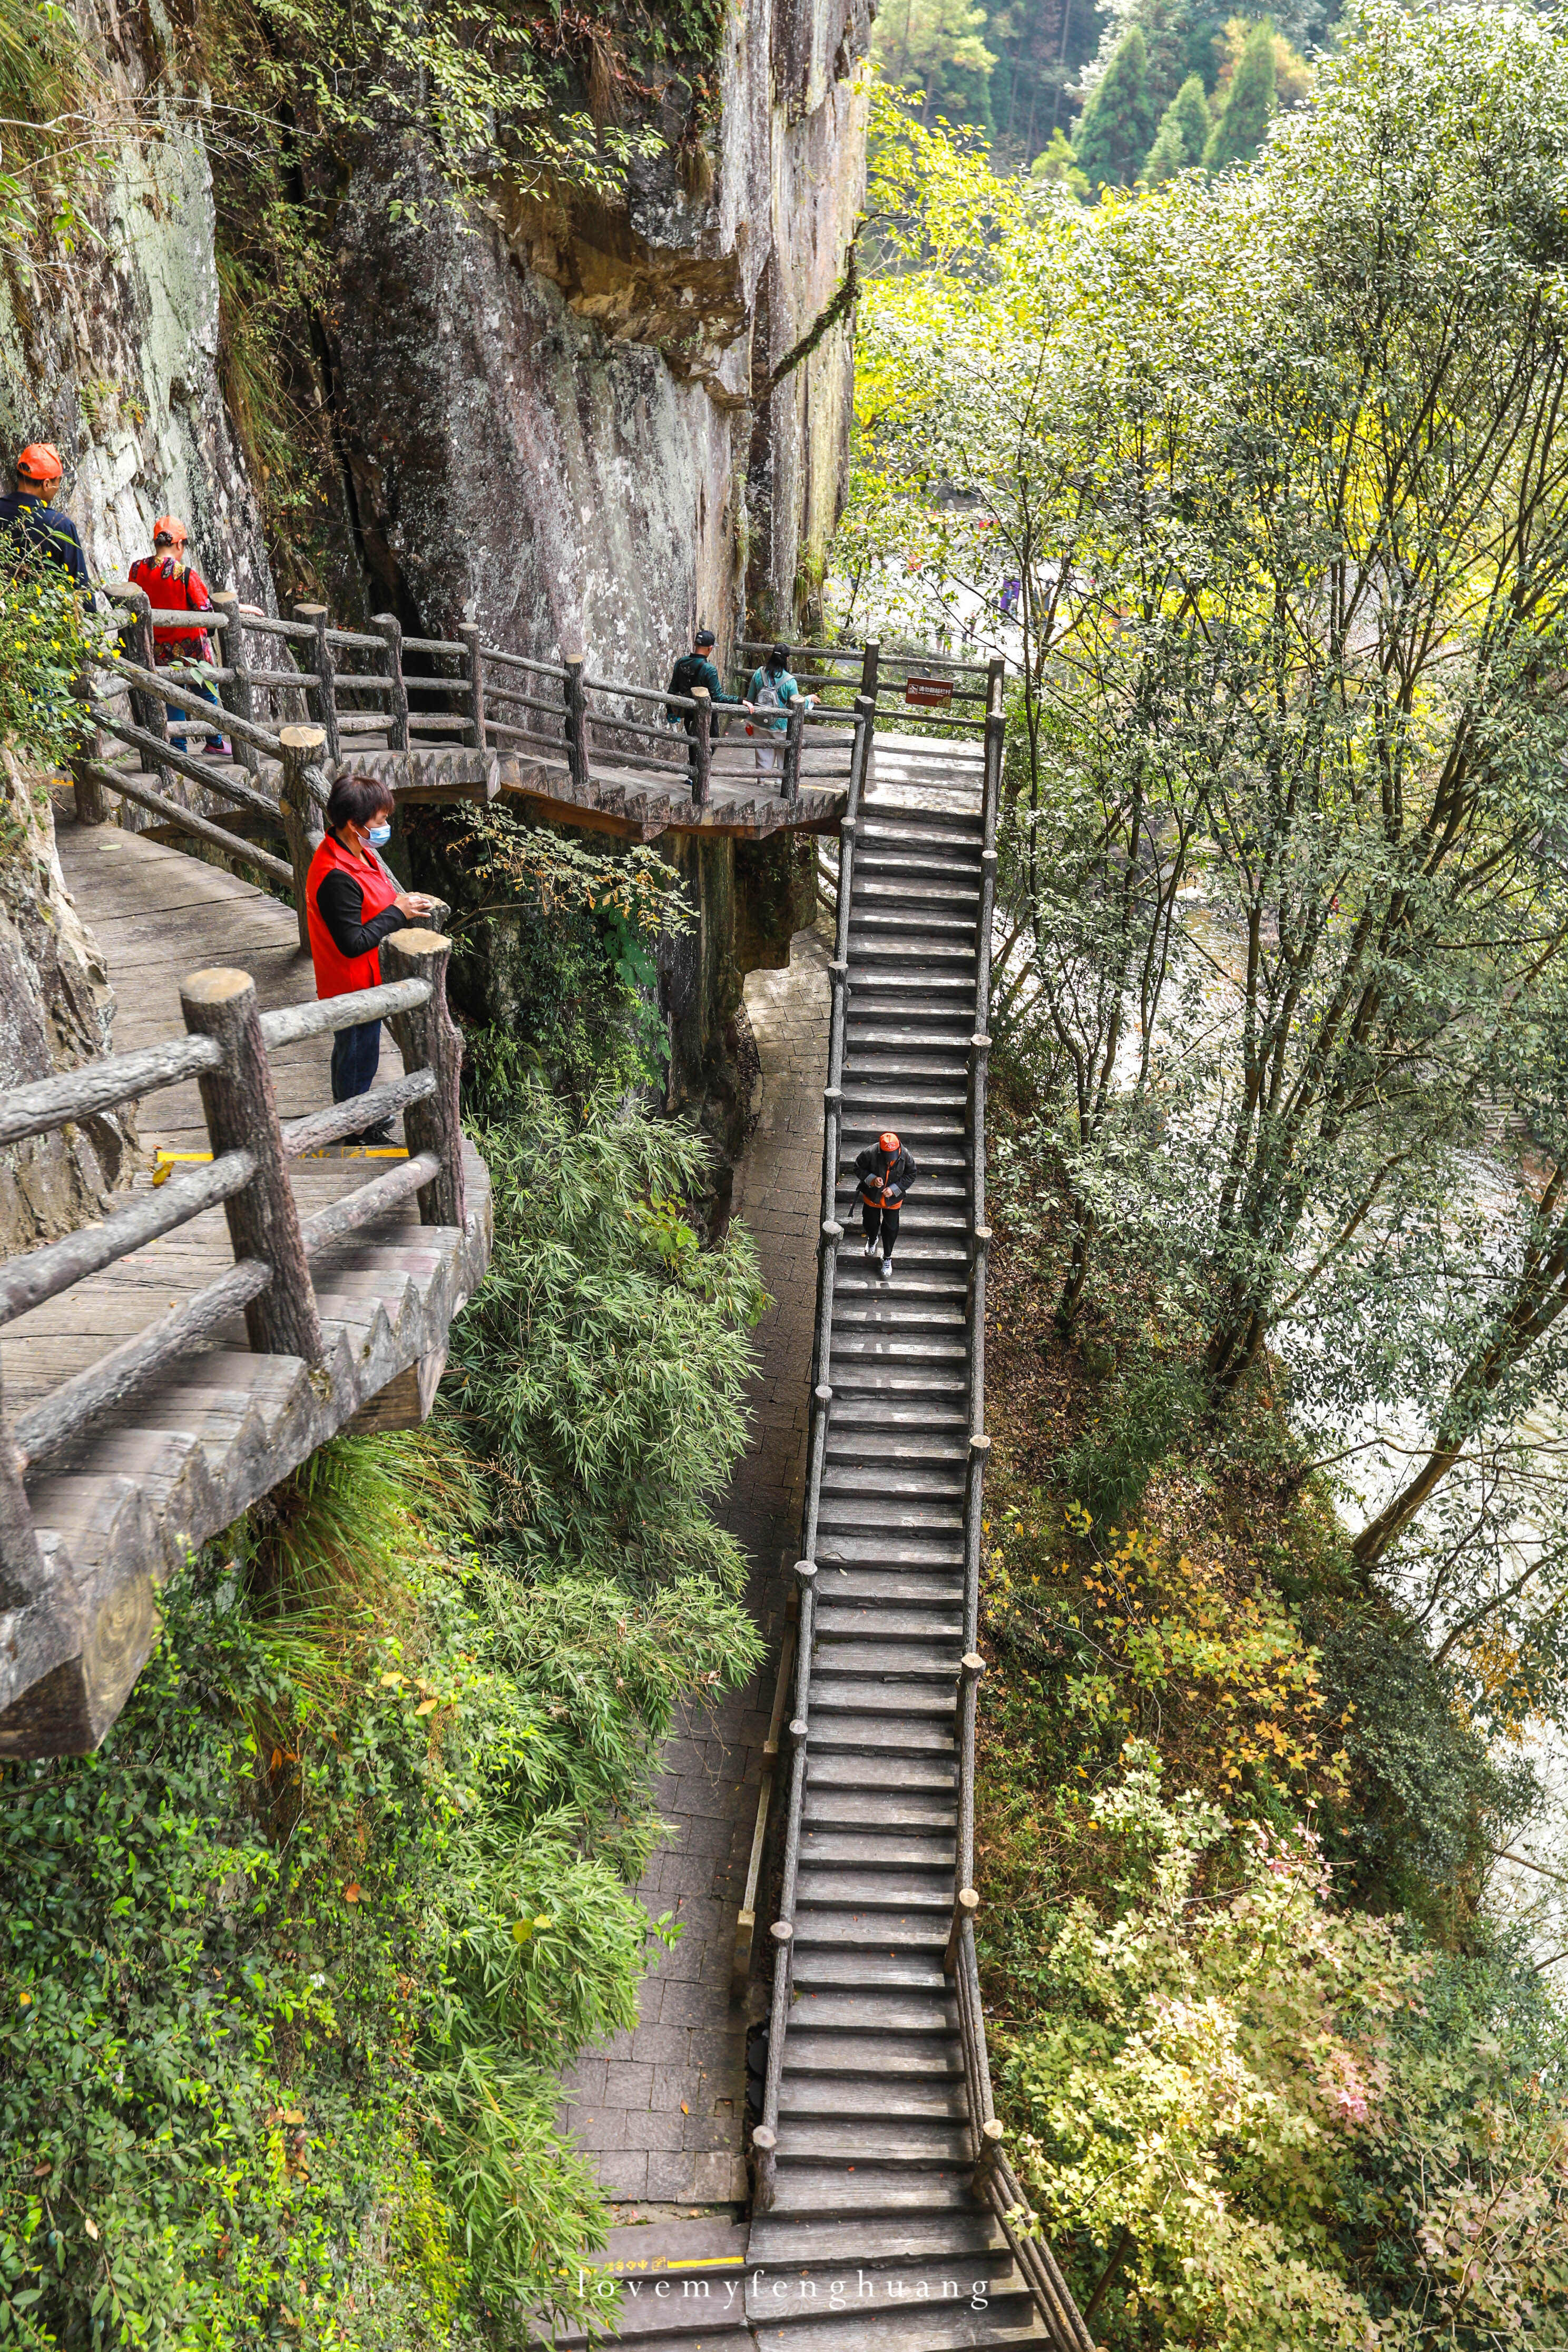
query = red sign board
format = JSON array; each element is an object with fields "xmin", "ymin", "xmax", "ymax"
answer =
[{"xmin": 903, "ymin": 676, "xmax": 954, "ymax": 708}]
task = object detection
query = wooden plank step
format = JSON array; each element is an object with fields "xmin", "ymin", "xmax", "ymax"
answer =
[
  {"xmin": 817, "ymin": 1502, "xmax": 966, "ymax": 1532},
  {"xmin": 811, "ymin": 1604, "xmax": 964, "ymax": 1639},
  {"xmin": 856, "ymin": 868, "xmax": 981, "ymax": 897},
  {"xmin": 817, "ymin": 1569, "xmax": 965, "ymax": 1605},
  {"xmin": 779, "ymin": 2071, "xmax": 967, "ymax": 2118},
  {"xmin": 776, "ymin": 2119, "xmax": 969, "ymax": 2165},
  {"xmin": 763, "ymin": 2164, "xmax": 974, "ymax": 2221},
  {"xmin": 744, "ymin": 2214, "xmax": 1004, "ymax": 2268},
  {"xmin": 805, "ymin": 1792, "xmax": 958, "ymax": 1835},
  {"xmin": 816, "ymin": 1544, "xmax": 965, "ymax": 1575},
  {"xmin": 793, "ymin": 1864, "xmax": 954, "ymax": 1910},
  {"xmin": 780, "ymin": 2023, "xmax": 964, "ymax": 2079},
  {"xmin": 818, "ymin": 1474, "xmax": 965, "ymax": 1504},
  {"xmin": 801, "ymin": 1829, "xmax": 956, "ymax": 1869},
  {"xmin": 791, "ymin": 1912, "xmax": 950, "ymax": 1955},
  {"xmin": 749, "ymin": 2293, "xmax": 1038, "ymax": 2352},
  {"xmin": 814, "ymin": 1633, "xmax": 962, "ymax": 1674},
  {"xmin": 790, "ymin": 1957, "xmax": 950, "ymax": 2002},
  {"xmin": 786, "ymin": 1992, "xmax": 955, "ymax": 2037},
  {"xmin": 803, "ymin": 1715, "xmax": 956, "ymax": 1757},
  {"xmin": 809, "ymin": 1679, "xmax": 957, "ymax": 1723},
  {"xmin": 807, "ymin": 1750, "xmax": 956, "ymax": 1794}
]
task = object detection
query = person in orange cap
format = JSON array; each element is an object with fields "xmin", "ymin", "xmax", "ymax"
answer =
[
  {"xmin": 0, "ymin": 444, "xmax": 89, "ymax": 589},
  {"xmin": 129, "ymin": 515, "xmax": 228, "ymax": 756},
  {"xmin": 855, "ymin": 1128, "xmax": 918, "ymax": 1283}
]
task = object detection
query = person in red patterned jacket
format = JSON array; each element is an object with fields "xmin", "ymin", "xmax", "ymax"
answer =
[{"xmin": 128, "ymin": 515, "xmax": 228, "ymax": 757}]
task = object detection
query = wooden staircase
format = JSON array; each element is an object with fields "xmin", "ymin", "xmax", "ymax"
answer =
[{"xmin": 743, "ymin": 719, "xmax": 1094, "ymax": 2352}]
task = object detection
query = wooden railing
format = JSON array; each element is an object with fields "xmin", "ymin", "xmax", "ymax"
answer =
[
  {"xmin": 946, "ymin": 685, "xmax": 1095, "ymax": 2352},
  {"xmin": 69, "ymin": 591, "xmax": 867, "ymax": 888},
  {"xmin": 746, "ymin": 701, "xmax": 876, "ymax": 2222},
  {"xmin": 734, "ymin": 638, "xmax": 998, "ymax": 737},
  {"xmin": 747, "ymin": 672, "xmax": 1093, "ymax": 2351},
  {"xmin": 0, "ymin": 928, "xmax": 461, "ymax": 1522}
]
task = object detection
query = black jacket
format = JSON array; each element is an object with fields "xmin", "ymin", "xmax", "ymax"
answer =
[
  {"xmin": 0, "ymin": 492, "xmax": 89, "ymax": 589},
  {"xmin": 855, "ymin": 1141, "xmax": 918, "ymax": 1207},
  {"xmin": 315, "ymin": 866, "xmax": 405, "ymax": 962}
]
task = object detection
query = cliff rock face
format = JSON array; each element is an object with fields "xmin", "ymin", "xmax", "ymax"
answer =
[
  {"xmin": 0, "ymin": 17, "xmax": 272, "ymax": 599},
  {"xmin": 0, "ymin": 753, "xmax": 135, "ymax": 1260},
  {"xmin": 328, "ymin": 0, "xmax": 869, "ymax": 681}
]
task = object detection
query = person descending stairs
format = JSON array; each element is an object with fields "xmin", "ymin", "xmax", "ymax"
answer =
[{"xmin": 746, "ymin": 720, "xmax": 1093, "ymax": 2352}]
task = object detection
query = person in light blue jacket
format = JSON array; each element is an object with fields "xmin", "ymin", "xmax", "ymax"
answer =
[{"xmin": 746, "ymin": 642, "xmax": 815, "ymax": 779}]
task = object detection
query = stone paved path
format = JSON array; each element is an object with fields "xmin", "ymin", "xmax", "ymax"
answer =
[{"xmin": 557, "ymin": 927, "xmax": 829, "ymax": 2214}]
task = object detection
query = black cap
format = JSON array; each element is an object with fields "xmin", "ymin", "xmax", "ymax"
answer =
[{"xmin": 694, "ymin": 628, "xmax": 716, "ymax": 647}]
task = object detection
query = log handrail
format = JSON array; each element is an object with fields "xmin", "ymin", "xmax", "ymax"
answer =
[
  {"xmin": 749, "ymin": 693, "xmax": 875, "ymax": 2216},
  {"xmin": 0, "ymin": 936, "xmax": 464, "ymax": 1501}
]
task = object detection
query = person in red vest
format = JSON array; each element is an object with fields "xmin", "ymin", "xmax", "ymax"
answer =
[
  {"xmin": 128, "ymin": 515, "xmax": 228, "ymax": 757},
  {"xmin": 306, "ymin": 775, "xmax": 438, "ymax": 1143}
]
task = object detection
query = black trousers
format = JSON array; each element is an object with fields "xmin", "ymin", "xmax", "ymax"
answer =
[{"xmin": 863, "ymin": 1200, "xmax": 901, "ymax": 1258}]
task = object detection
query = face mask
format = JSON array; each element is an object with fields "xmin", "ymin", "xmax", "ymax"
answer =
[{"xmin": 366, "ymin": 822, "xmax": 391, "ymax": 848}]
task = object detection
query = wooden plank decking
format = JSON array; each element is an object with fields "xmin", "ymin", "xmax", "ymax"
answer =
[{"xmin": 0, "ymin": 816, "xmax": 492, "ymax": 1754}]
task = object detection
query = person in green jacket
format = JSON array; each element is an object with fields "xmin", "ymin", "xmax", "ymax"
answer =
[
  {"xmin": 666, "ymin": 627, "xmax": 750, "ymax": 777},
  {"xmin": 746, "ymin": 642, "xmax": 815, "ymax": 780}
]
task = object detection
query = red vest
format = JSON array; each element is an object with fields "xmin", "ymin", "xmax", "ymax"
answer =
[
  {"xmin": 305, "ymin": 831, "xmax": 400, "ymax": 999},
  {"xmin": 129, "ymin": 554, "xmax": 214, "ymax": 654}
]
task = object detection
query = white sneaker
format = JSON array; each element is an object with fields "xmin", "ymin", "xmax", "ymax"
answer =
[
  {"xmin": 864, "ymin": 1238, "xmax": 876, "ymax": 1259},
  {"xmin": 880, "ymin": 1258, "xmax": 893, "ymax": 1282}
]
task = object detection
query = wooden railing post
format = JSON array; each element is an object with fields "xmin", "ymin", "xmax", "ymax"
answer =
[
  {"xmin": 782, "ymin": 699, "xmax": 804, "ymax": 805},
  {"xmin": 986, "ymin": 653, "xmax": 1005, "ymax": 718},
  {"xmin": 278, "ymin": 726, "xmax": 327, "ymax": 953},
  {"xmin": 213, "ymin": 592, "xmax": 259, "ymax": 775},
  {"xmin": 944, "ymin": 1884, "xmax": 980, "ymax": 1977},
  {"xmin": 690, "ymin": 684, "xmax": 712, "ymax": 807},
  {"xmin": 371, "ymin": 614, "xmax": 410, "ymax": 751},
  {"xmin": 180, "ymin": 968, "xmax": 324, "ymax": 1362},
  {"xmin": 295, "ymin": 605, "xmax": 339, "ymax": 764},
  {"xmin": 459, "ymin": 622, "xmax": 487, "ymax": 752},
  {"xmin": 381, "ymin": 929, "xmax": 466, "ymax": 1229},
  {"xmin": 860, "ymin": 637, "xmax": 880, "ymax": 703},
  {"xmin": 972, "ymin": 2118, "xmax": 1006, "ymax": 2202},
  {"xmin": 562, "ymin": 653, "xmax": 590, "ymax": 787},
  {"xmin": 68, "ymin": 710, "xmax": 106, "ymax": 827},
  {"xmin": 116, "ymin": 585, "xmax": 171, "ymax": 793}
]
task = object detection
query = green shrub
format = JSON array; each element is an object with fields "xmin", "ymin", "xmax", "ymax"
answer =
[
  {"xmin": 0, "ymin": 530, "xmax": 105, "ymax": 769},
  {"xmin": 453, "ymin": 1083, "xmax": 770, "ymax": 1593}
]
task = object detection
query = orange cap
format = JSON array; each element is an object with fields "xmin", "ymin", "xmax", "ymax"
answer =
[
  {"xmin": 16, "ymin": 443, "xmax": 62, "ymax": 487},
  {"xmin": 879, "ymin": 1131, "xmax": 900, "ymax": 1152},
  {"xmin": 152, "ymin": 514, "xmax": 188, "ymax": 545}
]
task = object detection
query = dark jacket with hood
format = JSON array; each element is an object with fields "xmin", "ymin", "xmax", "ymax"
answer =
[{"xmin": 855, "ymin": 1140, "xmax": 918, "ymax": 1208}]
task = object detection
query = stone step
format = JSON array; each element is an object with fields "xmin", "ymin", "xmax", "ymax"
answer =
[
  {"xmin": 818, "ymin": 1472, "xmax": 966, "ymax": 1502},
  {"xmin": 855, "ymin": 875, "xmax": 981, "ymax": 907},
  {"xmin": 779, "ymin": 2069, "xmax": 967, "ymax": 2118},
  {"xmin": 805, "ymin": 1786, "xmax": 959, "ymax": 1831}
]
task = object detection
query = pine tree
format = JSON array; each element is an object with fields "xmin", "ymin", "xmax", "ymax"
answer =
[
  {"xmin": 1143, "ymin": 70, "xmax": 1210, "ymax": 179},
  {"xmin": 1074, "ymin": 28, "xmax": 1157, "ymax": 192},
  {"xmin": 1170, "ymin": 71, "xmax": 1212, "ymax": 162},
  {"xmin": 1203, "ymin": 19, "xmax": 1276, "ymax": 172}
]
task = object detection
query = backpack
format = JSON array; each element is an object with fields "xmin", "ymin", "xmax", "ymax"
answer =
[{"xmin": 753, "ymin": 671, "xmax": 783, "ymax": 731}]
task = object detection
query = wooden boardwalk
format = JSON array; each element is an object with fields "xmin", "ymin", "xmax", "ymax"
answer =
[{"xmin": 1, "ymin": 814, "xmax": 491, "ymax": 1753}]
